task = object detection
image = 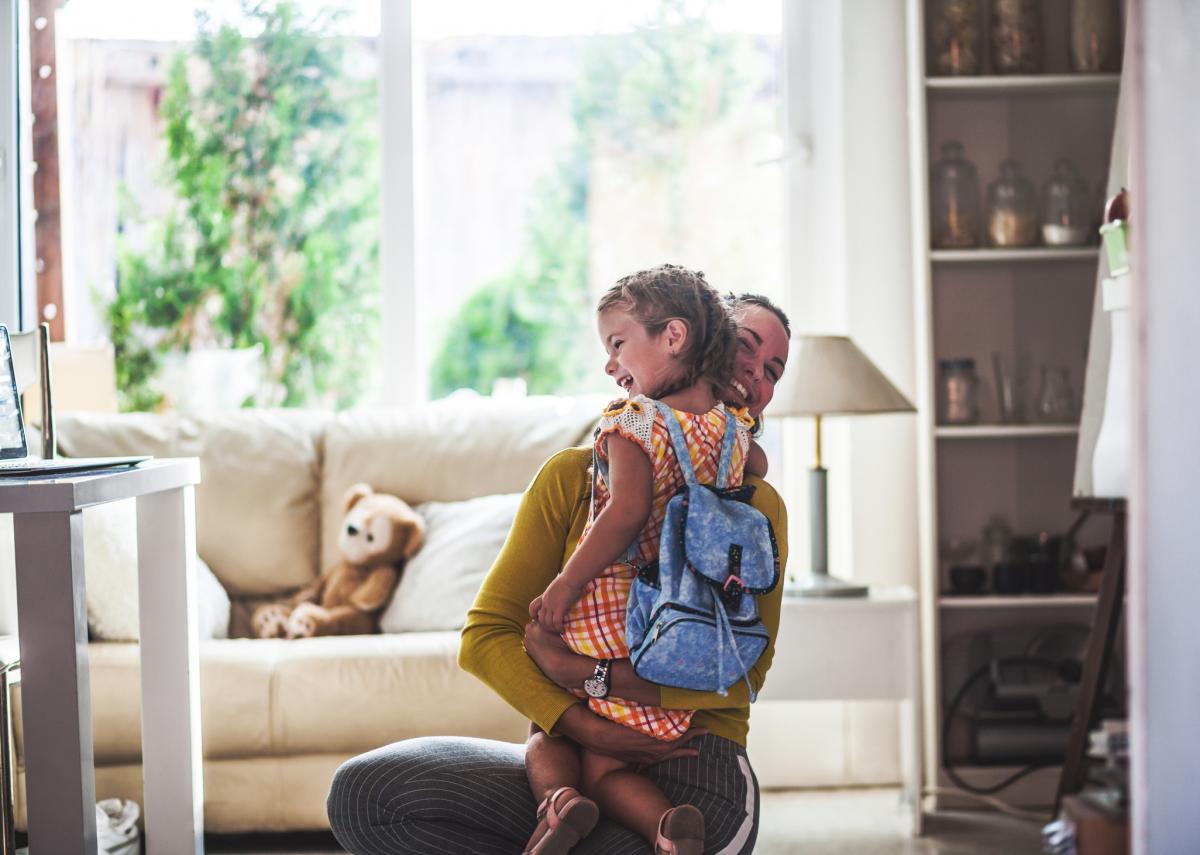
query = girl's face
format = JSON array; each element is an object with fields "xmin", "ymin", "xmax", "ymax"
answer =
[
  {"xmin": 598, "ymin": 307, "xmax": 682, "ymax": 399},
  {"xmin": 724, "ymin": 305, "xmax": 789, "ymax": 418}
]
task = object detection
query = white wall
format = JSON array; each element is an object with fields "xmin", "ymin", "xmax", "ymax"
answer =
[
  {"xmin": 751, "ymin": 0, "xmax": 918, "ymax": 789},
  {"xmin": 1129, "ymin": 2, "xmax": 1200, "ymax": 852}
]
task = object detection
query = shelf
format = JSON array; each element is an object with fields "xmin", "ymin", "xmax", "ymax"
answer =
[
  {"xmin": 939, "ymin": 594, "xmax": 1099, "ymax": 609},
  {"xmin": 926, "ymin": 74, "xmax": 1121, "ymax": 95},
  {"xmin": 931, "ymin": 247, "xmax": 1100, "ymax": 264},
  {"xmin": 935, "ymin": 425, "xmax": 1079, "ymax": 439}
]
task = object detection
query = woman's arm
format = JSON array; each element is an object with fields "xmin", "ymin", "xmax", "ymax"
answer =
[
  {"xmin": 458, "ymin": 449, "xmax": 593, "ymax": 732},
  {"xmin": 532, "ymin": 434, "xmax": 652, "ymax": 631}
]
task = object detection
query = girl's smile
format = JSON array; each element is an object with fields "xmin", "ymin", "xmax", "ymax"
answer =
[{"xmin": 597, "ymin": 308, "xmax": 682, "ymax": 400}]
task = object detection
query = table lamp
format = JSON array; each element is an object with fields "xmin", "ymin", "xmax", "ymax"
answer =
[{"xmin": 767, "ymin": 335, "xmax": 915, "ymax": 597}]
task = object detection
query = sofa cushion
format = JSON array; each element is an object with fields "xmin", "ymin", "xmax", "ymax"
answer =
[
  {"xmin": 319, "ymin": 395, "xmax": 604, "ymax": 573},
  {"xmin": 380, "ymin": 492, "xmax": 522, "ymax": 633},
  {"xmin": 13, "ymin": 641, "xmax": 276, "ymax": 764},
  {"xmin": 80, "ymin": 498, "xmax": 230, "ymax": 641},
  {"xmin": 15, "ymin": 635, "xmax": 528, "ymax": 766},
  {"xmin": 270, "ymin": 633, "xmax": 528, "ymax": 754},
  {"xmin": 57, "ymin": 410, "xmax": 328, "ymax": 595}
]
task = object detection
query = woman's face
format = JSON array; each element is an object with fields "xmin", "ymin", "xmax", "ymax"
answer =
[{"xmin": 724, "ymin": 305, "xmax": 789, "ymax": 418}]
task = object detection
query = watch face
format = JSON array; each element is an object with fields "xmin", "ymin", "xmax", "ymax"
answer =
[{"xmin": 583, "ymin": 677, "xmax": 607, "ymax": 699}]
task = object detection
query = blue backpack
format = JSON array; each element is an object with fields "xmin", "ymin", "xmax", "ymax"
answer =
[{"xmin": 620, "ymin": 401, "xmax": 780, "ymax": 698}]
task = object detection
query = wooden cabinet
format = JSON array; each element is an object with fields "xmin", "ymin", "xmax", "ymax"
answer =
[{"xmin": 906, "ymin": 0, "xmax": 1122, "ymax": 811}]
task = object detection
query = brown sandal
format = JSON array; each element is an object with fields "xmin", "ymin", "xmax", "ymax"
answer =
[
  {"xmin": 523, "ymin": 786, "xmax": 599, "ymax": 855},
  {"xmin": 655, "ymin": 804, "xmax": 705, "ymax": 855}
]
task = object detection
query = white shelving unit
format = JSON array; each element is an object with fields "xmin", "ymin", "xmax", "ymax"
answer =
[{"xmin": 906, "ymin": 1, "xmax": 1122, "ymax": 813}]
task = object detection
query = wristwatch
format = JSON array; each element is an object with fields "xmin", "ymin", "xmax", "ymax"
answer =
[{"xmin": 583, "ymin": 658, "xmax": 612, "ymax": 700}]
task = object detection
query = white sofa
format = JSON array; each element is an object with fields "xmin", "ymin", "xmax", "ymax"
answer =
[{"xmin": 10, "ymin": 395, "xmax": 604, "ymax": 832}]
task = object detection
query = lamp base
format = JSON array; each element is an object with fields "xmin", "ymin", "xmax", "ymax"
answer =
[{"xmin": 787, "ymin": 572, "xmax": 869, "ymax": 598}]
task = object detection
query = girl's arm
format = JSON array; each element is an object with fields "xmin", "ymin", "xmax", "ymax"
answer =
[{"xmin": 531, "ymin": 433, "xmax": 652, "ymax": 631}]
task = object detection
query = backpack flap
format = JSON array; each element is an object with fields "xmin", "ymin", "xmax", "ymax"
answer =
[{"xmin": 682, "ymin": 484, "xmax": 780, "ymax": 604}]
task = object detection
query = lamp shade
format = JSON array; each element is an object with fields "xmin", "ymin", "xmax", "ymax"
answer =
[{"xmin": 768, "ymin": 335, "xmax": 915, "ymax": 417}]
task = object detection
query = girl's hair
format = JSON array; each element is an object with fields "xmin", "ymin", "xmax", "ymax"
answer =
[
  {"xmin": 724, "ymin": 292, "xmax": 792, "ymax": 337},
  {"xmin": 597, "ymin": 263, "xmax": 736, "ymax": 399}
]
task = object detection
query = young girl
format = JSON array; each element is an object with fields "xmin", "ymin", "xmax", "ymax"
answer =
[{"xmin": 522, "ymin": 264, "xmax": 766, "ymax": 855}]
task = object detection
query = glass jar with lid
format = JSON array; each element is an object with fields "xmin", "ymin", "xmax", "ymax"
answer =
[
  {"xmin": 938, "ymin": 358, "xmax": 981, "ymax": 425},
  {"xmin": 986, "ymin": 160, "xmax": 1038, "ymax": 247},
  {"xmin": 929, "ymin": 0, "xmax": 982, "ymax": 76},
  {"xmin": 930, "ymin": 141, "xmax": 981, "ymax": 249},
  {"xmin": 1042, "ymin": 158, "xmax": 1093, "ymax": 246},
  {"xmin": 1071, "ymin": 0, "xmax": 1122, "ymax": 73},
  {"xmin": 991, "ymin": 0, "xmax": 1042, "ymax": 74}
]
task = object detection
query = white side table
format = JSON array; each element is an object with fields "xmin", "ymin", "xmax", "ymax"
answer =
[
  {"xmin": 0, "ymin": 460, "xmax": 203, "ymax": 855},
  {"xmin": 757, "ymin": 586, "xmax": 923, "ymax": 835}
]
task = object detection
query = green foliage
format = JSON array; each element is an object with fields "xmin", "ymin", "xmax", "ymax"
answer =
[
  {"xmin": 428, "ymin": 0, "xmax": 749, "ymax": 398},
  {"xmin": 108, "ymin": 1, "xmax": 379, "ymax": 410}
]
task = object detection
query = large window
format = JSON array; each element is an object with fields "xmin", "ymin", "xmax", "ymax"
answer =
[
  {"xmin": 32, "ymin": 1, "xmax": 784, "ymax": 410},
  {"xmin": 412, "ymin": 1, "xmax": 784, "ymax": 400},
  {"xmin": 54, "ymin": 0, "xmax": 381, "ymax": 410}
]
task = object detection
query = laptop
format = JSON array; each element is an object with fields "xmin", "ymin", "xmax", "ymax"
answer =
[{"xmin": 0, "ymin": 324, "xmax": 150, "ymax": 477}]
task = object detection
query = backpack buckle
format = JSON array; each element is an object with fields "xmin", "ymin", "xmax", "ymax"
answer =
[{"xmin": 721, "ymin": 573, "xmax": 745, "ymax": 608}]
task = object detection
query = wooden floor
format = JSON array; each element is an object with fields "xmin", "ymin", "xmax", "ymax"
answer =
[{"xmin": 200, "ymin": 788, "xmax": 1046, "ymax": 854}]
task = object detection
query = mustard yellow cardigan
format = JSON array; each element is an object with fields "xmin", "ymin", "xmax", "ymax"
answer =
[{"xmin": 458, "ymin": 446, "xmax": 788, "ymax": 747}]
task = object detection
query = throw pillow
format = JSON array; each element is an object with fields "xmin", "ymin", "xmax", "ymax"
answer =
[
  {"xmin": 379, "ymin": 492, "xmax": 522, "ymax": 633},
  {"xmin": 83, "ymin": 499, "xmax": 230, "ymax": 641}
]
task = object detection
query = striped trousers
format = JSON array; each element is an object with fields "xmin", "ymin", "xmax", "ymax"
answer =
[{"xmin": 327, "ymin": 733, "xmax": 760, "ymax": 854}]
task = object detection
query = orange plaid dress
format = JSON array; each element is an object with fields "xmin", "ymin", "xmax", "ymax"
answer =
[{"xmin": 561, "ymin": 395, "xmax": 754, "ymax": 740}]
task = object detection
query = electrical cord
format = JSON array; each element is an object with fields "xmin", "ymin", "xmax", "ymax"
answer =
[
  {"xmin": 942, "ymin": 656, "xmax": 1069, "ymax": 797},
  {"xmin": 922, "ymin": 786, "xmax": 1051, "ymax": 822}
]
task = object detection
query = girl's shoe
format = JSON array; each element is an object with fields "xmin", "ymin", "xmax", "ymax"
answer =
[
  {"xmin": 523, "ymin": 787, "xmax": 600, "ymax": 855},
  {"xmin": 655, "ymin": 804, "xmax": 705, "ymax": 855}
]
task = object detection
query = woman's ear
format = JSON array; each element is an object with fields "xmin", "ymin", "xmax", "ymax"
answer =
[{"xmin": 662, "ymin": 318, "xmax": 689, "ymax": 354}]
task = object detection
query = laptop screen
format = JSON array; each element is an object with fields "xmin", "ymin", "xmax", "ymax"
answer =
[{"xmin": 0, "ymin": 325, "xmax": 30, "ymax": 459}]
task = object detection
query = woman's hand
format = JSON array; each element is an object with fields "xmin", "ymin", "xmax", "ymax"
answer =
[
  {"xmin": 524, "ymin": 622, "xmax": 664, "ymax": 706},
  {"xmin": 524, "ymin": 621, "xmax": 590, "ymax": 689},
  {"xmin": 552, "ymin": 704, "xmax": 708, "ymax": 766}
]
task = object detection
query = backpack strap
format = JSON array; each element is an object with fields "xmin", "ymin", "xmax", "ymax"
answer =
[
  {"xmin": 653, "ymin": 402, "xmax": 698, "ymax": 487},
  {"xmin": 654, "ymin": 401, "xmax": 738, "ymax": 490},
  {"xmin": 714, "ymin": 406, "xmax": 738, "ymax": 490}
]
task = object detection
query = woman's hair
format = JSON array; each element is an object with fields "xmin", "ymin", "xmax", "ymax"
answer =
[
  {"xmin": 724, "ymin": 292, "xmax": 792, "ymax": 337},
  {"xmin": 723, "ymin": 292, "xmax": 791, "ymax": 437},
  {"xmin": 597, "ymin": 263, "xmax": 736, "ymax": 399}
]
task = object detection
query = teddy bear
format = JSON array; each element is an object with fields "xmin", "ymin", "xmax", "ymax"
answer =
[{"xmin": 251, "ymin": 483, "xmax": 425, "ymax": 639}]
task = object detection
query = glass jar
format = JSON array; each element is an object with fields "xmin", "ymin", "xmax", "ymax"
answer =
[
  {"xmin": 1041, "ymin": 158, "xmax": 1093, "ymax": 247},
  {"xmin": 929, "ymin": 0, "xmax": 982, "ymax": 76},
  {"xmin": 1035, "ymin": 365, "xmax": 1077, "ymax": 423},
  {"xmin": 938, "ymin": 358, "xmax": 980, "ymax": 425},
  {"xmin": 930, "ymin": 141, "xmax": 981, "ymax": 249},
  {"xmin": 1071, "ymin": 0, "xmax": 1122, "ymax": 73},
  {"xmin": 986, "ymin": 160, "xmax": 1038, "ymax": 247},
  {"xmin": 991, "ymin": 0, "xmax": 1042, "ymax": 74}
]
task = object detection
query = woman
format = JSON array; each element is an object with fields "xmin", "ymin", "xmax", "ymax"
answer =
[{"xmin": 327, "ymin": 295, "xmax": 790, "ymax": 855}]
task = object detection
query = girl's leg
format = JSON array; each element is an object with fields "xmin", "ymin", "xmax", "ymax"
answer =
[
  {"xmin": 571, "ymin": 734, "xmax": 760, "ymax": 855},
  {"xmin": 579, "ymin": 747, "xmax": 674, "ymax": 845},
  {"xmin": 525, "ymin": 723, "xmax": 581, "ymax": 802},
  {"xmin": 327, "ymin": 736, "xmax": 537, "ymax": 855},
  {"xmin": 524, "ymin": 724, "xmax": 599, "ymax": 853}
]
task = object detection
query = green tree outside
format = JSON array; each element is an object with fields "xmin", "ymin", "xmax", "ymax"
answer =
[{"xmin": 108, "ymin": 1, "xmax": 379, "ymax": 410}]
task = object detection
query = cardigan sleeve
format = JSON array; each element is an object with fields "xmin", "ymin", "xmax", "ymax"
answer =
[{"xmin": 458, "ymin": 448, "xmax": 592, "ymax": 733}]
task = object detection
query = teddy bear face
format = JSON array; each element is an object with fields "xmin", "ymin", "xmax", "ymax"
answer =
[{"xmin": 338, "ymin": 491, "xmax": 424, "ymax": 567}]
